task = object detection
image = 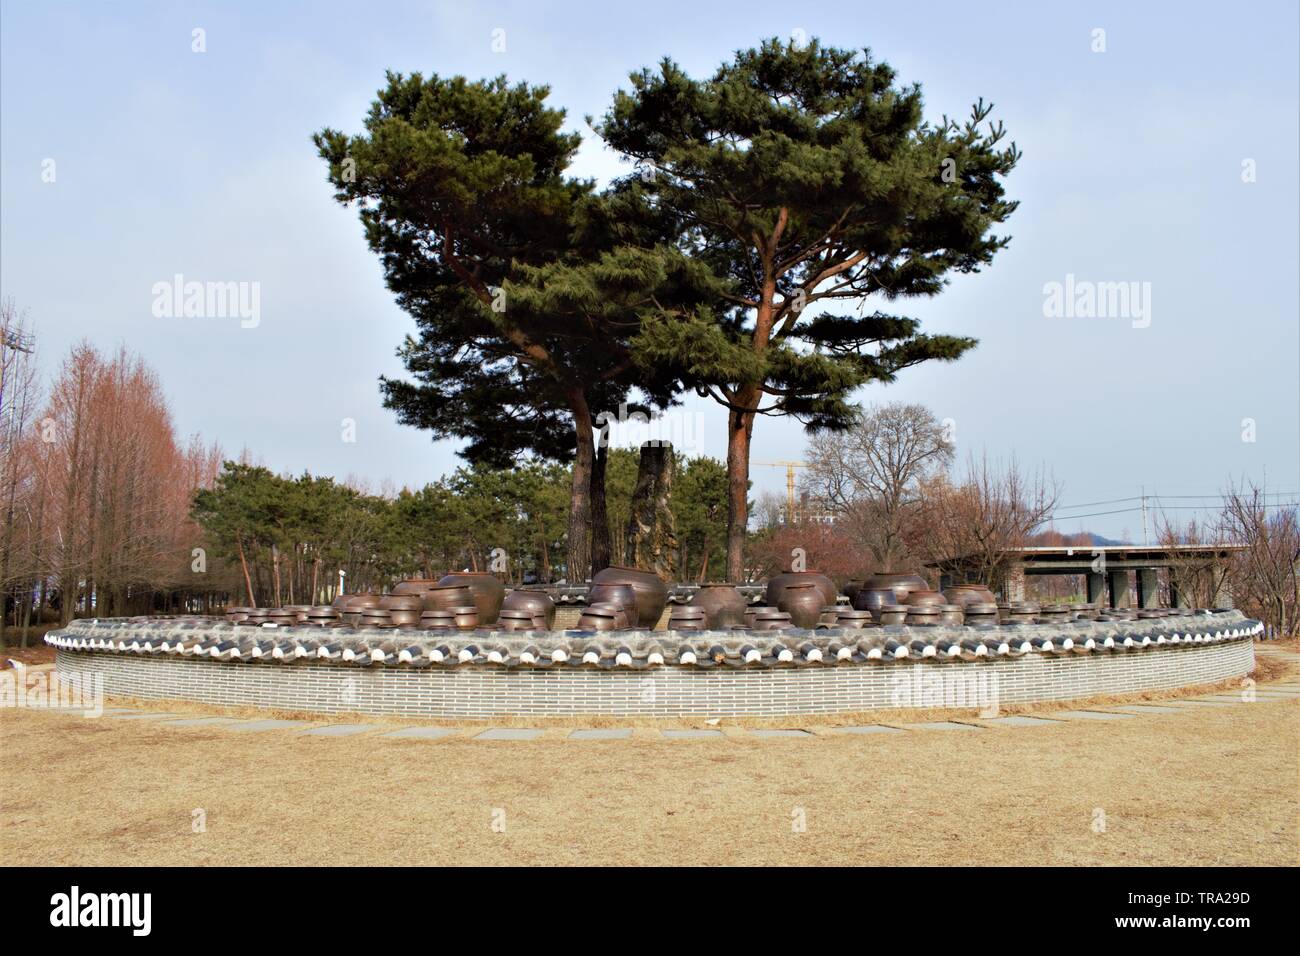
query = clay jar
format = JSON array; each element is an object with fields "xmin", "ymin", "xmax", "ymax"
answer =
[
  {"xmin": 668, "ymin": 606, "xmax": 707, "ymax": 631},
  {"xmin": 501, "ymin": 589, "xmax": 556, "ymax": 629},
  {"xmin": 765, "ymin": 571, "xmax": 836, "ymax": 611},
  {"xmin": 943, "ymin": 584, "xmax": 997, "ymax": 608},
  {"xmin": 419, "ymin": 610, "xmax": 456, "ymax": 630},
  {"xmin": 437, "ymin": 573, "xmax": 505, "ymax": 624},
  {"xmin": 905, "ymin": 606, "xmax": 940, "ymax": 626},
  {"xmin": 590, "ymin": 565, "xmax": 668, "ymax": 628},
  {"xmin": 588, "ymin": 583, "xmax": 639, "ymax": 621},
  {"xmin": 449, "ymin": 606, "xmax": 480, "ymax": 631},
  {"xmin": 852, "ymin": 588, "xmax": 897, "ymax": 615},
  {"xmin": 1006, "ymin": 602, "xmax": 1039, "ymax": 624},
  {"xmin": 424, "ymin": 584, "xmax": 475, "ymax": 614},
  {"xmin": 751, "ymin": 609, "xmax": 793, "ymax": 631},
  {"xmin": 497, "ymin": 609, "xmax": 539, "ymax": 632},
  {"xmin": 779, "ymin": 583, "xmax": 825, "ymax": 629},
  {"xmin": 835, "ymin": 609, "xmax": 875, "ymax": 630},
  {"xmin": 936, "ymin": 605, "xmax": 965, "ymax": 626},
  {"xmin": 964, "ymin": 603, "xmax": 999, "ymax": 626},
  {"xmin": 904, "ymin": 589, "xmax": 946, "ymax": 607},
  {"xmin": 688, "ymin": 583, "xmax": 748, "ymax": 629},
  {"xmin": 577, "ymin": 603, "xmax": 627, "ymax": 631},
  {"xmin": 876, "ymin": 604, "xmax": 909, "ymax": 626},
  {"xmin": 392, "ymin": 578, "xmax": 443, "ymax": 597},
  {"xmin": 1037, "ymin": 605, "xmax": 1071, "ymax": 624},
  {"xmin": 861, "ymin": 573, "xmax": 930, "ymax": 604}
]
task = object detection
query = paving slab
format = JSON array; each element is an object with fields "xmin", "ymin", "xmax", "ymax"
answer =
[
  {"xmin": 567, "ymin": 728, "xmax": 632, "ymax": 740},
  {"xmin": 474, "ymin": 728, "xmax": 544, "ymax": 741},
  {"xmin": 1193, "ymin": 695, "xmax": 1251, "ymax": 703},
  {"xmin": 383, "ymin": 727, "xmax": 457, "ymax": 740},
  {"xmin": 661, "ymin": 729, "xmax": 725, "ymax": 739},
  {"xmin": 748, "ymin": 729, "xmax": 813, "ymax": 738},
  {"xmin": 1164, "ymin": 699, "xmax": 1231, "ymax": 707},
  {"xmin": 299, "ymin": 724, "xmax": 379, "ymax": 737},
  {"xmin": 829, "ymin": 725, "xmax": 907, "ymax": 735},
  {"xmin": 1053, "ymin": 710, "xmax": 1136, "ymax": 720},
  {"xmin": 980, "ymin": 715, "xmax": 1062, "ymax": 727},
  {"xmin": 1113, "ymin": 704, "xmax": 1186, "ymax": 714},
  {"xmin": 904, "ymin": 721, "xmax": 982, "ymax": 731},
  {"xmin": 222, "ymin": 719, "xmax": 310, "ymax": 732},
  {"xmin": 109, "ymin": 712, "xmax": 182, "ymax": 720},
  {"xmin": 164, "ymin": 716, "xmax": 241, "ymax": 727}
]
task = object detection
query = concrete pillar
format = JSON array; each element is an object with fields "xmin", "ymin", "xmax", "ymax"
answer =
[
  {"xmin": 1211, "ymin": 570, "xmax": 1234, "ymax": 609},
  {"xmin": 1002, "ymin": 563, "xmax": 1026, "ymax": 603},
  {"xmin": 1169, "ymin": 581, "xmax": 1192, "ymax": 609},
  {"xmin": 1137, "ymin": 568, "xmax": 1160, "ymax": 608},
  {"xmin": 1086, "ymin": 571, "xmax": 1107, "ymax": 605},
  {"xmin": 1107, "ymin": 570, "xmax": 1130, "ymax": 608}
]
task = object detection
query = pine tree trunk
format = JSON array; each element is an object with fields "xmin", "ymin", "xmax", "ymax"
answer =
[
  {"xmin": 237, "ymin": 537, "xmax": 256, "ymax": 606},
  {"xmin": 725, "ymin": 403, "xmax": 755, "ymax": 582},
  {"xmin": 590, "ymin": 441, "xmax": 610, "ymax": 574},
  {"xmin": 564, "ymin": 388, "xmax": 594, "ymax": 583},
  {"xmin": 624, "ymin": 442, "xmax": 677, "ymax": 578}
]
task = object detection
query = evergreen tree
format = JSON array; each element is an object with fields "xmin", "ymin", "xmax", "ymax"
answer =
[
  {"xmin": 315, "ymin": 74, "xmax": 702, "ymax": 581},
  {"xmin": 597, "ymin": 38, "xmax": 1020, "ymax": 579}
]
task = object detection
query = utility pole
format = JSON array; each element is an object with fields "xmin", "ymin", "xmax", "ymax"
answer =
[{"xmin": 1140, "ymin": 486, "xmax": 1149, "ymax": 546}]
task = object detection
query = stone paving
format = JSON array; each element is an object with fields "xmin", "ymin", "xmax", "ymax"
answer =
[{"xmin": 43, "ymin": 645, "xmax": 1298, "ymax": 742}]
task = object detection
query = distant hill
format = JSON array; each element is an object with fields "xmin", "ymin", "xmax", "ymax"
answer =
[{"xmin": 1028, "ymin": 531, "xmax": 1129, "ymax": 547}]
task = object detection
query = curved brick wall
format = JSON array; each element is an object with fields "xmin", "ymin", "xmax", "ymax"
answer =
[{"xmin": 54, "ymin": 630, "xmax": 1255, "ymax": 718}]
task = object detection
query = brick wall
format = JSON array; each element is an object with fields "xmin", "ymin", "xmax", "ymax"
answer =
[{"xmin": 55, "ymin": 638, "xmax": 1255, "ymax": 719}]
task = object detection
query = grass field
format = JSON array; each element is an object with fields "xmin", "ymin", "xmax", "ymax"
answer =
[{"xmin": 2, "ymin": 685, "xmax": 1296, "ymax": 866}]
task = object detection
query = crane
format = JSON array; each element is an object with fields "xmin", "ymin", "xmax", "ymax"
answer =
[{"xmin": 753, "ymin": 460, "xmax": 809, "ymax": 525}]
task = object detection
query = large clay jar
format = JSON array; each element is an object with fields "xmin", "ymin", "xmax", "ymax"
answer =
[
  {"xmin": 943, "ymin": 584, "xmax": 997, "ymax": 608},
  {"xmin": 765, "ymin": 571, "xmax": 836, "ymax": 610},
  {"xmin": 688, "ymin": 583, "xmax": 748, "ymax": 629},
  {"xmin": 852, "ymin": 587, "xmax": 898, "ymax": 615},
  {"xmin": 501, "ymin": 589, "xmax": 555, "ymax": 629},
  {"xmin": 591, "ymin": 565, "xmax": 668, "ymax": 628},
  {"xmin": 392, "ymin": 577, "xmax": 441, "ymax": 592},
  {"xmin": 782, "ymin": 584, "xmax": 825, "ymax": 629},
  {"xmin": 437, "ymin": 573, "xmax": 505, "ymax": 624},
  {"xmin": 904, "ymin": 589, "xmax": 946, "ymax": 607},
  {"xmin": 861, "ymin": 573, "xmax": 929, "ymax": 603},
  {"xmin": 588, "ymin": 583, "xmax": 639, "ymax": 619},
  {"xmin": 424, "ymin": 584, "xmax": 476, "ymax": 614}
]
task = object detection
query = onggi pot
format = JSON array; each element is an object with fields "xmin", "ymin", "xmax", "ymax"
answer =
[
  {"xmin": 501, "ymin": 589, "xmax": 556, "ymax": 629},
  {"xmin": 590, "ymin": 565, "xmax": 668, "ymax": 628},
  {"xmin": 765, "ymin": 571, "xmax": 836, "ymax": 610},
  {"xmin": 688, "ymin": 583, "xmax": 748, "ymax": 629},
  {"xmin": 437, "ymin": 572, "xmax": 505, "ymax": 624}
]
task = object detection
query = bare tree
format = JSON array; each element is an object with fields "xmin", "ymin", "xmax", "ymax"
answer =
[
  {"xmin": 0, "ymin": 300, "xmax": 40, "ymax": 646},
  {"xmin": 1219, "ymin": 478, "xmax": 1299, "ymax": 637},
  {"xmin": 805, "ymin": 403, "xmax": 953, "ymax": 573},
  {"xmin": 920, "ymin": 452, "xmax": 1060, "ymax": 592},
  {"xmin": 1154, "ymin": 513, "xmax": 1229, "ymax": 609}
]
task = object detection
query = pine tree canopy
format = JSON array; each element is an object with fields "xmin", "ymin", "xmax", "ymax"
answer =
[{"xmin": 596, "ymin": 37, "xmax": 1021, "ymax": 428}]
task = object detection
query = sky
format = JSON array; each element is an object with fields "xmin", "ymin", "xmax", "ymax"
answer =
[{"xmin": 2, "ymin": 0, "xmax": 1297, "ymax": 541}]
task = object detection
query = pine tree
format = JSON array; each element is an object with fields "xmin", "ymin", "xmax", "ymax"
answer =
[{"xmin": 597, "ymin": 38, "xmax": 1020, "ymax": 580}]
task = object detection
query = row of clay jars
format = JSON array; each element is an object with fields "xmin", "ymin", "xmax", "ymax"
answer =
[{"xmin": 391, "ymin": 573, "xmax": 506, "ymax": 623}]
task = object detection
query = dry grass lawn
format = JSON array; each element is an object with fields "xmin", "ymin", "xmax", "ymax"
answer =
[{"xmin": 3, "ymin": 690, "xmax": 1297, "ymax": 866}]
